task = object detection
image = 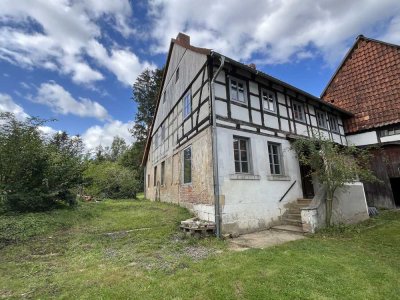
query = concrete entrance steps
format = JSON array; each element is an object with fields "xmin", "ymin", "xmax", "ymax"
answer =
[
  {"xmin": 276, "ymin": 198, "xmax": 313, "ymax": 233},
  {"xmin": 271, "ymin": 225, "xmax": 304, "ymax": 234}
]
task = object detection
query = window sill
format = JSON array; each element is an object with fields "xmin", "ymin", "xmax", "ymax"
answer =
[
  {"xmin": 229, "ymin": 174, "xmax": 260, "ymax": 180},
  {"xmin": 267, "ymin": 174, "xmax": 291, "ymax": 181}
]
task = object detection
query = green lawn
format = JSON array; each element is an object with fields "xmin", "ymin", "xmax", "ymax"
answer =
[{"xmin": 1, "ymin": 200, "xmax": 399, "ymax": 299}]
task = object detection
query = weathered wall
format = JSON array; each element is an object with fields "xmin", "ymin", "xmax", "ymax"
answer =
[
  {"xmin": 363, "ymin": 145, "xmax": 400, "ymax": 208},
  {"xmin": 216, "ymin": 127, "xmax": 304, "ymax": 234},
  {"xmin": 146, "ymin": 127, "xmax": 215, "ymax": 220},
  {"xmin": 301, "ymin": 182, "xmax": 369, "ymax": 233}
]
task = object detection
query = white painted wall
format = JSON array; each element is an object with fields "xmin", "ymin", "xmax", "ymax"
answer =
[
  {"xmin": 216, "ymin": 127, "xmax": 304, "ymax": 233},
  {"xmin": 347, "ymin": 131, "xmax": 378, "ymax": 146}
]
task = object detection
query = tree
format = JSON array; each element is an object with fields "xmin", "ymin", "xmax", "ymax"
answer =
[
  {"xmin": 0, "ymin": 113, "xmax": 84, "ymax": 212},
  {"xmin": 292, "ymin": 135, "xmax": 378, "ymax": 226},
  {"xmin": 109, "ymin": 136, "xmax": 127, "ymax": 161},
  {"xmin": 131, "ymin": 68, "xmax": 164, "ymax": 142}
]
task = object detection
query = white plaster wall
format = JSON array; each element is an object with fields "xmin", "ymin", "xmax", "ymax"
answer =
[
  {"xmin": 347, "ymin": 131, "xmax": 378, "ymax": 146},
  {"xmin": 216, "ymin": 127, "xmax": 304, "ymax": 233},
  {"xmin": 380, "ymin": 133, "xmax": 400, "ymax": 143}
]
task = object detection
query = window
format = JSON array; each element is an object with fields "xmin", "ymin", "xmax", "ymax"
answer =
[
  {"xmin": 183, "ymin": 146, "xmax": 192, "ymax": 184},
  {"xmin": 154, "ymin": 166, "xmax": 157, "ymax": 186},
  {"xmin": 233, "ymin": 137, "xmax": 250, "ymax": 173},
  {"xmin": 268, "ymin": 143, "xmax": 283, "ymax": 175},
  {"xmin": 163, "ymin": 91, "xmax": 166, "ymax": 103},
  {"xmin": 176, "ymin": 67, "xmax": 179, "ymax": 82},
  {"xmin": 316, "ymin": 110, "xmax": 327, "ymax": 129},
  {"xmin": 292, "ymin": 101, "xmax": 305, "ymax": 121},
  {"xmin": 262, "ymin": 89, "xmax": 276, "ymax": 112},
  {"xmin": 328, "ymin": 114, "xmax": 339, "ymax": 132},
  {"xmin": 161, "ymin": 124, "xmax": 166, "ymax": 142},
  {"xmin": 229, "ymin": 77, "xmax": 247, "ymax": 103},
  {"xmin": 183, "ymin": 91, "xmax": 191, "ymax": 119},
  {"xmin": 161, "ymin": 161, "xmax": 165, "ymax": 186},
  {"xmin": 154, "ymin": 132, "xmax": 158, "ymax": 148},
  {"xmin": 147, "ymin": 174, "xmax": 150, "ymax": 187},
  {"xmin": 380, "ymin": 124, "xmax": 400, "ymax": 137}
]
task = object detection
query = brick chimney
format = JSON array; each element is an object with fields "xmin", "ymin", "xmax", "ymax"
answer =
[
  {"xmin": 176, "ymin": 32, "xmax": 190, "ymax": 46},
  {"xmin": 248, "ymin": 63, "xmax": 256, "ymax": 70}
]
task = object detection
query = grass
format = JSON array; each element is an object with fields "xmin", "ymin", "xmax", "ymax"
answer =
[{"xmin": 1, "ymin": 201, "xmax": 399, "ymax": 299}]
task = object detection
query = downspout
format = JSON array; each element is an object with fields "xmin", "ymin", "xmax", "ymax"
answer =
[{"xmin": 210, "ymin": 54, "xmax": 225, "ymax": 238}]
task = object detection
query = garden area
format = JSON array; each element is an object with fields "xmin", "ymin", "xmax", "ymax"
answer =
[{"xmin": 1, "ymin": 198, "xmax": 399, "ymax": 299}]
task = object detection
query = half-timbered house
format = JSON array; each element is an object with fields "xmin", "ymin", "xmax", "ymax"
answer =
[{"xmin": 143, "ymin": 33, "xmax": 368, "ymax": 235}]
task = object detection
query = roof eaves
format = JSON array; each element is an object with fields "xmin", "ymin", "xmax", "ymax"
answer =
[{"xmin": 211, "ymin": 51, "xmax": 353, "ymax": 117}]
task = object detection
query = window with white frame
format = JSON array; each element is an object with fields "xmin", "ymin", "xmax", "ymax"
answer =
[
  {"xmin": 229, "ymin": 77, "xmax": 247, "ymax": 103},
  {"xmin": 183, "ymin": 146, "xmax": 192, "ymax": 184},
  {"xmin": 292, "ymin": 101, "xmax": 305, "ymax": 121},
  {"xmin": 316, "ymin": 110, "xmax": 327, "ymax": 129},
  {"xmin": 262, "ymin": 89, "xmax": 276, "ymax": 112},
  {"xmin": 233, "ymin": 137, "xmax": 251, "ymax": 173},
  {"xmin": 328, "ymin": 114, "xmax": 339, "ymax": 132},
  {"xmin": 183, "ymin": 91, "xmax": 191, "ymax": 119},
  {"xmin": 268, "ymin": 142, "xmax": 283, "ymax": 175}
]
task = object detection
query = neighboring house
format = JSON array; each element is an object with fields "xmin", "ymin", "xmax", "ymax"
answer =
[
  {"xmin": 322, "ymin": 35, "xmax": 400, "ymax": 208},
  {"xmin": 143, "ymin": 33, "xmax": 368, "ymax": 235}
]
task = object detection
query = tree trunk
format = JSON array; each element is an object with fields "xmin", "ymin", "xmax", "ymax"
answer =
[{"xmin": 326, "ymin": 190, "xmax": 333, "ymax": 227}]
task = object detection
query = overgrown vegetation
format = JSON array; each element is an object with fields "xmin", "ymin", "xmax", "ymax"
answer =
[
  {"xmin": 1, "ymin": 200, "xmax": 399, "ymax": 299},
  {"xmin": 0, "ymin": 113, "xmax": 85, "ymax": 212},
  {"xmin": 292, "ymin": 134, "xmax": 378, "ymax": 226}
]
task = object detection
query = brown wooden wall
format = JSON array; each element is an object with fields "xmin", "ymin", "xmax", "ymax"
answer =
[{"xmin": 363, "ymin": 145, "xmax": 400, "ymax": 208}]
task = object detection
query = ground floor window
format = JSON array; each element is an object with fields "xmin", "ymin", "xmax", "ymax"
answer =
[
  {"xmin": 233, "ymin": 136, "xmax": 250, "ymax": 173},
  {"xmin": 154, "ymin": 166, "xmax": 157, "ymax": 186},
  {"xmin": 268, "ymin": 142, "xmax": 283, "ymax": 175},
  {"xmin": 161, "ymin": 161, "xmax": 165, "ymax": 185},
  {"xmin": 183, "ymin": 146, "xmax": 192, "ymax": 184}
]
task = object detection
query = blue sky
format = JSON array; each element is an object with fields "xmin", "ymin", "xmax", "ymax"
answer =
[{"xmin": 0, "ymin": 0, "xmax": 399, "ymax": 151}]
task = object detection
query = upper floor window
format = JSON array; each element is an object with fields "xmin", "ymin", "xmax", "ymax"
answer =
[
  {"xmin": 328, "ymin": 114, "xmax": 339, "ymax": 133},
  {"xmin": 380, "ymin": 124, "xmax": 400, "ymax": 137},
  {"xmin": 161, "ymin": 124, "xmax": 166, "ymax": 141},
  {"xmin": 233, "ymin": 136, "xmax": 250, "ymax": 173},
  {"xmin": 154, "ymin": 131, "xmax": 159, "ymax": 148},
  {"xmin": 229, "ymin": 77, "xmax": 247, "ymax": 103},
  {"xmin": 316, "ymin": 110, "xmax": 327, "ymax": 129},
  {"xmin": 183, "ymin": 90, "xmax": 192, "ymax": 119},
  {"xmin": 176, "ymin": 67, "xmax": 179, "ymax": 82},
  {"xmin": 268, "ymin": 142, "xmax": 283, "ymax": 175},
  {"xmin": 262, "ymin": 89, "xmax": 276, "ymax": 112},
  {"xmin": 293, "ymin": 101, "xmax": 305, "ymax": 122},
  {"xmin": 163, "ymin": 91, "xmax": 166, "ymax": 103},
  {"xmin": 183, "ymin": 146, "xmax": 192, "ymax": 184}
]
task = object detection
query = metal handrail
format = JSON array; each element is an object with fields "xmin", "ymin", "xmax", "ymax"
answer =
[{"xmin": 278, "ymin": 180, "xmax": 297, "ymax": 202}]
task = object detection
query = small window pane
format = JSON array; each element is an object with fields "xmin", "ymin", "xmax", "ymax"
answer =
[
  {"xmin": 241, "ymin": 162, "xmax": 248, "ymax": 173},
  {"xmin": 183, "ymin": 92, "xmax": 191, "ymax": 119}
]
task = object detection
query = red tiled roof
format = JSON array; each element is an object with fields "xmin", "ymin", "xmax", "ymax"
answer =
[{"xmin": 321, "ymin": 36, "xmax": 400, "ymax": 133}]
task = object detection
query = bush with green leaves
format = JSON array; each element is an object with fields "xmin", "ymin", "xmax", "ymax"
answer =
[
  {"xmin": 0, "ymin": 113, "xmax": 84, "ymax": 212},
  {"xmin": 83, "ymin": 161, "xmax": 139, "ymax": 199}
]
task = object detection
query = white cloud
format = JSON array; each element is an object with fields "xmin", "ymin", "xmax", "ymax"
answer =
[
  {"xmin": 149, "ymin": 0, "xmax": 400, "ymax": 65},
  {"xmin": 0, "ymin": 92, "xmax": 59, "ymax": 136},
  {"xmin": 0, "ymin": 0, "xmax": 149, "ymax": 86},
  {"xmin": 33, "ymin": 82, "xmax": 109, "ymax": 120},
  {"xmin": 82, "ymin": 120, "xmax": 135, "ymax": 151},
  {"xmin": 87, "ymin": 40, "xmax": 156, "ymax": 86},
  {"xmin": 0, "ymin": 93, "xmax": 29, "ymax": 120}
]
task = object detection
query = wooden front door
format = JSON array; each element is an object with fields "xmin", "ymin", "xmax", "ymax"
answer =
[{"xmin": 300, "ymin": 164, "xmax": 314, "ymax": 199}]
